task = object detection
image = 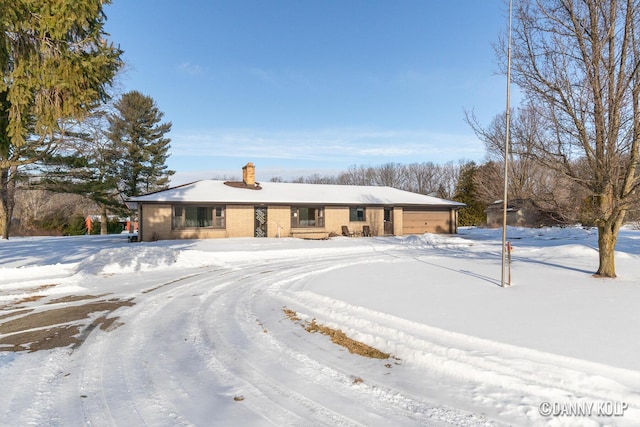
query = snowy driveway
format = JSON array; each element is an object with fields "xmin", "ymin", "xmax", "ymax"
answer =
[{"xmin": 1, "ymin": 228, "xmax": 640, "ymax": 426}]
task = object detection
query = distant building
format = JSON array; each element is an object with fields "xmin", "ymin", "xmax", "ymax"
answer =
[{"xmin": 485, "ymin": 199, "xmax": 558, "ymax": 228}]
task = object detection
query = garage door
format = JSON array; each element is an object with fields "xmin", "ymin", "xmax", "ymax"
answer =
[{"xmin": 402, "ymin": 209, "xmax": 451, "ymax": 234}]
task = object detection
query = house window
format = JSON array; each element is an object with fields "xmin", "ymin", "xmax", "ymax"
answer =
[
  {"xmin": 213, "ymin": 207, "xmax": 225, "ymax": 227},
  {"xmin": 291, "ymin": 207, "xmax": 324, "ymax": 227},
  {"xmin": 349, "ymin": 207, "xmax": 366, "ymax": 221},
  {"xmin": 173, "ymin": 205, "xmax": 225, "ymax": 229}
]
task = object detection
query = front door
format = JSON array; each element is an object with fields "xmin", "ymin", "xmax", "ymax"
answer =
[
  {"xmin": 384, "ymin": 208, "xmax": 394, "ymax": 235},
  {"xmin": 254, "ymin": 207, "xmax": 267, "ymax": 237}
]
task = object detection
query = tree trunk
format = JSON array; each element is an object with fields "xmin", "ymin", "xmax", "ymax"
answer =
[
  {"xmin": 7, "ymin": 166, "xmax": 16, "ymax": 237},
  {"xmin": 100, "ymin": 205, "xmax": 108, "ymax": 235},
  {"xmin": 595, "ymin": 224, "xmax": 618, "ymax": 278},
  {"xmin": 0, "ymin": 168, "xmax": 11, "ymax": 239}
]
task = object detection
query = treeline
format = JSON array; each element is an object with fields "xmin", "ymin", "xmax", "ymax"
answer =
[
  {"xmin": 271, "ymin": 161, "xmax": 461, "ymax": 199},
  {"xmin": 12, "ymin": 152, "xmax": 640, "ymax": 236},
  {"xmin": 288, "ymin": 161, "xmax": 487, "ymax": 226},
  {"xmin": 271, "ymin": 156, "xmax": 640, "ymax": 228},
  {"xmin": 11, "ymin": 189, "xmax": 127, "ymax": 237},
  {"xmin": 13, "ymin": 160, "xmax": 480, "ymax": 235}
]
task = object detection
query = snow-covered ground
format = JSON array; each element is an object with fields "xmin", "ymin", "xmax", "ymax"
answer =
[{"xmin": 1, "ymin": 226, "xmax": 640, "ymax": 426}]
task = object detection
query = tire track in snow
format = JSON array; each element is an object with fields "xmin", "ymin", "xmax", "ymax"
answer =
[
  {"xmin": 76, "ymin": 276, "xmax": 198, "ymax": 426},
  {"xmin": 212, "ymin": 255, "xmax": 491, "ymax": 426},
  {"xmin": 192, "ymin": 271, "xmax": 363, "ymax": 426},
  {"xmin": 70, "ymin": 249, "xmax": 485, "ymax": 426},
  {"xmin": 74, "ymin": 267, "xmax": 253, "ymax": 426},
  {"xmin": 73, "ymin": 263, "xmax": 365, "ymax": 426},
  {"xmin": 274, "ymin": 274, "xmax": 640, "ymax": 425}
]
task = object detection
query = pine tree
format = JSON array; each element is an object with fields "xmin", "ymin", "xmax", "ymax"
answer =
[
  {"xmin": 453, "ymin": 162, "xmax": 486, "ymax": 226},
  {"xmin": 40, "ymin": 110, "xmax": 125, "ymax": 235},
  {"xmin": 108, "ymin": 91, "xmax": 174, "ymax": 197},
  {"xmin": 0, "ymin": 0, "xmax": 122, "ymax": 238}
]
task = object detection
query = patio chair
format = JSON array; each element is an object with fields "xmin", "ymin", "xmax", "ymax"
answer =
[
  {"xmin": 362, "ymin": 225, "xmax": 371, "ymax": 237},
  {"xmin": 341, "ymin": 225, "xmax": 355, "ymax": 237}
]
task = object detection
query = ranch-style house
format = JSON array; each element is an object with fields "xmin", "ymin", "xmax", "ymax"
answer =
[{"xmin": 125, "ymin": 163, "xmax": 465, "ymax": 242}]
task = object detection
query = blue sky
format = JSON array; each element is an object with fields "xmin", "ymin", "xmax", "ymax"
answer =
[{"xmin": 104, "ymin": 1, "xmax": 511, "ymax": 184}]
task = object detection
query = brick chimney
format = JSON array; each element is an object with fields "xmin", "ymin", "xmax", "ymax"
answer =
[{"xmin": 242, "ymin": 162, "xmax": 255, "ymax": 186}]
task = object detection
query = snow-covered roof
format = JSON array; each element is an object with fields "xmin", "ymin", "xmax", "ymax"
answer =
[{"xmin": 127, "ymin": 180, "xmax": 465, "ymax": 208}]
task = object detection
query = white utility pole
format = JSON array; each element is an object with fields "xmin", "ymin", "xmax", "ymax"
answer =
[{"xmin": 501, "ymin": 0, "xmax": 513, "ymax": 287}]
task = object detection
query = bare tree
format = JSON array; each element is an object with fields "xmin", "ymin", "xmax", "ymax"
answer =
[
  {"xmin": 304, "ymin": 174, "xmax": 337, "ymax": 184},
  {"xmin": 404, "ymin": 162, "xmax": 440, "ymax": 194},
  {"xmin": 336, "ymin": 164, "xmax": 377, "ymax": 186},
  {"xmin": 12, "ymin": 189, "xmax": 95, "ymax": 236},
  {"xmin": 437, "ymin": 161, "xmax": 464, "ymax": 200},
  {"xmin": 373, "ymin": 162, "xmax": 408, "ymax": 188},
  {"xmin": 498, "ymin": 0, "xmax": 640, "ymax": 277},
  {"xmin": 468, "ymin": 106, "xmax": 587, "ymax": 224},
  {"xmin": 471, "ymin": 160, "xmax": 505, "ymax": 205}
]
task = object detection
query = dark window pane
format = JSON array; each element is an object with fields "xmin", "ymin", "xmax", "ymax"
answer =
[
  {"xmin": 349, "ymin": 207, "xmax": 365, "ymax": 221},
  {"xmin": 291, "ymin": 206, "xmax": 324, "ymax": 228},
  {"xmin": 173, "ymin": 205, "xmax": 224, "ymax": 229}
]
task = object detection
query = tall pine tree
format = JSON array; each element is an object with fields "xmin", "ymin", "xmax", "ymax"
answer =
[
  {"xmin": 40, "ymin": 110, "xmax": 125, "ymax": 235},
  {"xmin": 0, "ymin": 0, "xmax": 122, "ymax": 238},
  {"xmin": 453, "ymin": 162, "xmax": 486, "ymax": 226},
  {"xmin": 108, "ymin": 91, "xmax": 174, "ymax": 197}
]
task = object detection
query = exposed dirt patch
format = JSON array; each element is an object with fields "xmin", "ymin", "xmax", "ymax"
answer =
[
  {"xmin": 0, "ymin": 295, "xmax": 45, "ymax": 310},
  {"xmin": 305, "ymin": 318, "xmax": 391, "ymax": 359},
  {"xmin": 282, "ymin": 307, "xmax": 394, "ymax": 360},
  {"xmin": 0, "ymin": 283, "xmax": 58, "ymax": 298},
  {"xmin": 0, "ymin": 299, "xmax": 131, "ymax": 334},
  {"xmin": 282, "ymin": 307, "xmax": 300, "ymax": 322},
  {"xmin": 0, "ymin": 284, "xmax": 60, "ymax": 310},
  {"xmin": 35, "ymin": 284, "xmax": 58, "ymax": 291},
  {"xmin": 46, "ymin": 294, "xmax": 106, "ymax": 304},
  {"xmin": 0, "ymin": 299, "xmax": 134, "ymax": 352},
  {"xmin": 0, "ymin": 324, "xmax": 83, "ymax": 352},
  {"xmin": 0, "ymin": 309, "xmax": 33, "ymax": 321}
]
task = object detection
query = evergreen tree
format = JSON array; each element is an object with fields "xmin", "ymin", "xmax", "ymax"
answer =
[
  {"xmin": 0, "ymin": 0, "xmax": 122, "ymax": 238},
  {"xmin": 453, "ymin": 162, "xmax": 486, "ymax": 226},
  {"xmin": 40, "ymin": 110, "xmax": 126, "ymax": 235},
  {"xmin": 108, "ymin": 91, "xmax": 174, "ymax": 197}
]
